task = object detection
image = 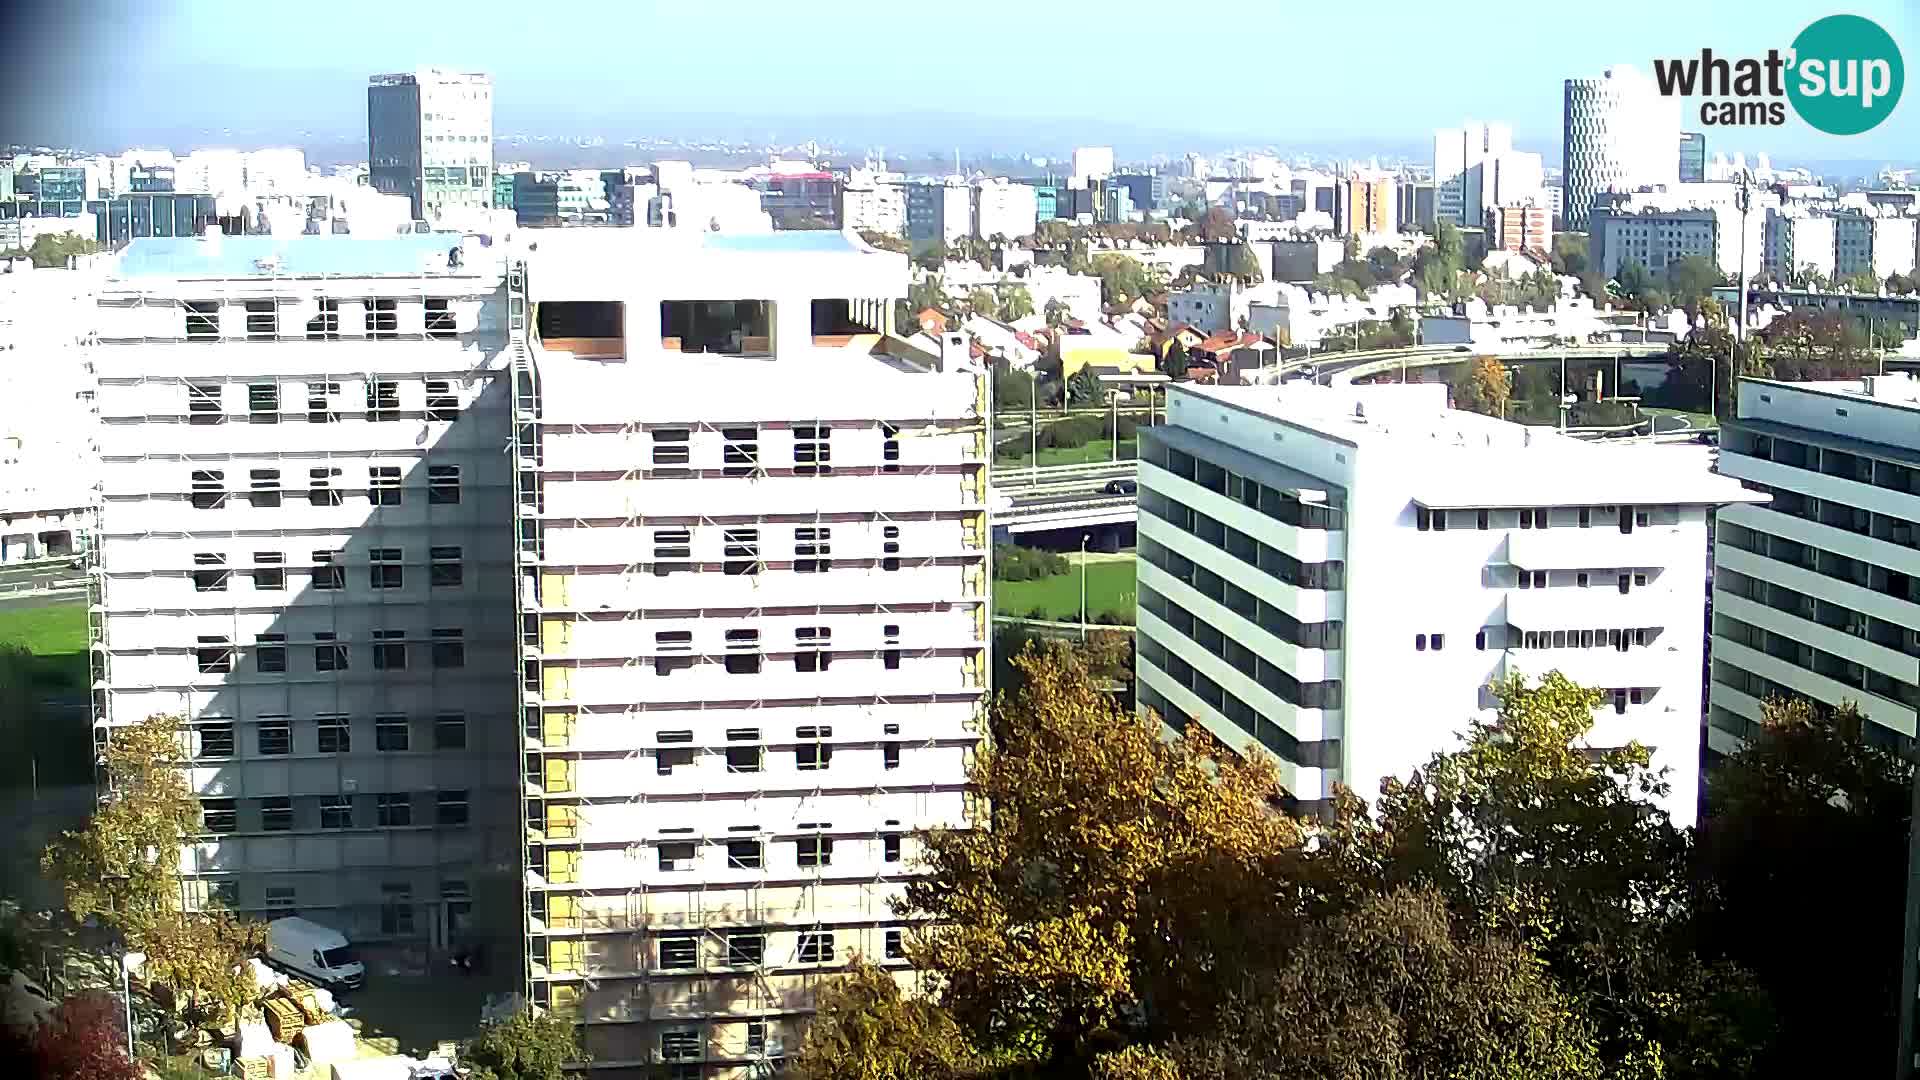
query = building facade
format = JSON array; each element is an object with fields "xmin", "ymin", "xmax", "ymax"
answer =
[
  {"xmin": 904, "ymin": 182, "xmax": 970, "ymax": 247},
  {"xmin": 1563, "ymin": 66, "xmax": 1680, "ymax": 230},
  {"xmin": 89, "ymin": 233, "xmax": 521, "ymax": 950},
  {"xmin": 510, "ymin": 229, "xmax": 987, "ymax": 1075},
  {"xmin": 1337, "ymin": 174, "xmax": 1396, "ymax": 236},
  {"xmin": 1679, "ymin": 132, "xmax": 1706, "ymax": 184},
  {"xmin": 1487, "ymin": 204, "xmax": 1552, "ymax": 256},
  {"xmin": 1709, "ymin": 374, "xmax": 1920, "ymax": 760},
  {"xmin": 972, "ymin": 179, "xmax": 1037, "ymax": 241},
  {"xmin": 0, "ymin": 262, "xmax": 102, "ymax": 562},
  {"xmin": 759, "ymin": 174, "xmax": 842, "ymax": 231},
  {"xmin": 1135, "ymin": 382, "xmax": 1759, "ymax": 825},
  {"xmin": 368, "ymin": 69, "xmax": 494, "ymax": 222}
]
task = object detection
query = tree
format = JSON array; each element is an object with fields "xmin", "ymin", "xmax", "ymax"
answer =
[
  {"xmin": 1698, "ymin": 697, "xmax": 1911, "ymax": 1077},
  {"xmin": 25, "ymin": 233, "xmax": 100, "ymax": 269},
  {"xmin": 1665, "ymin": 254, "xmax": 1724, "ymax": 313},
  {"xmin": 1842, "ymin": 268, "xmax": 1881, "ymax": 294},
  {"xmin": 1365, "ymin": 245, "xmax": 1402, "ymax": 282},
  {"xmin": 1159, "ymin": 337, "xmax": 1189, "ymax": 379},
  {"xmin": 461, "ymin": 1007, "xmax": 586, "ymax": 1080},
  {"xmin": 2, "ymin": 992, "xmax": 143, "ymax": 1080},
  {"xmin": 1227, "ymin": 244, "xmax": 1264, "ymax": 284},
  {"xmin": 967, "ymin": 288, "xmax": 999, "ymax": 320},
  {"xmin": 1089, "ymin": 253, "xmax": 1162, "ymax": 305},
  {"xmin": 914, "ymin": 242, "xmax": 950, "ymax": 272},
  {"xmin": 1551, "ymin": 232, "xmax": 1590, "ymax": 276},
  {"xmin": 1614, "ymin": 259, "xmax": 1655, "ymax": 299},
  {"xmin": 993, "ymin": 367, "xmax": 1034, "ymax": 413},
  {"xmin": 1043, "ymin": 298, "xmax": 1071, "ymax": 330},
  {"xmin": 788, "ymin": 959, "xmax": 973, "ymax": 1080},
  {"xmin": 1066, "ymin": 366, "xmax": 1101, "ymax": 407},
  {"xmin": 1197, "ymin": 207, "xmax": 1236, "ymax": 242},
  {"xmin": 1451, "ymin": 355, "xmax": 1512, "ymax": 417},
  {"xmin": 908, "ymin": 275, "xmax": 949, "ymax": 320},
  {"xmin": 858, "ymin": 230, "xmax": 909, "ymax": 254},
  {"xmin": 999, "ymin": 284, "xmax": 1035, "ymax": 321}
]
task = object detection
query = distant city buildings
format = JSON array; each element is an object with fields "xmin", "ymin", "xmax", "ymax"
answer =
[
  {"xmin": 905, "ymin": 180, "xmax": 972, "ymax": 248},
  {"xmin": 1337, "ymin": 172, "xmax": 1396, "ymax": 236},
  {"xmin": 973, "ymin": 178, "xmax": 1037, "ymax": 241},
  {"xmin": 1679, "ymin": 132, "xmax": 1706, "ymax": 184},
  {"xmin": 1433, "ymin": 123, "xmax": 1543, "ymax": 229},
  {"xmin": 1589, "ymin": 184, "xmax": 1771, "ymax": 280},
  {"xmin": 367, "ymin": 68, "xmax": 494, "ymax": 222},
  {"xmin": 1071, "ymin": 146, "xmax": 1114, "ymax": 188},
  {"xmin": 1488, "ymin": 203, "xmax": 1552, "ymax": 256},
  {"xmin": 1563, "ymin": 66, "xmax": 1679, "ymax": 231}
]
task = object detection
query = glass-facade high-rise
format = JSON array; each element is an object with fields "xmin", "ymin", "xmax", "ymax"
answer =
[
  {"xmin": 1679, "ymin": 132, "xmax": 1706, "ymax": 184},
  {"xmin": 368, "ymin": 69, "xmax": 494, "ymax": 222}
]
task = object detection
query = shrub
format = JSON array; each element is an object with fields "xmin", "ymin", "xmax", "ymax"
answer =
[{"xmin": 993, "ymin": 543, "xmax": 1069, "ymax": 582}]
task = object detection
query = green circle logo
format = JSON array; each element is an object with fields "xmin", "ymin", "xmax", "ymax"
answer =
[{"xmin": 1788, "ymin": 15, "xmax": 1904, "ymax": 135}]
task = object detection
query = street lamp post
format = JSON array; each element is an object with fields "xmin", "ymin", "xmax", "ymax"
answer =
[
  {"xmin": 1110, "ymin": 392, "xmax": 1119, "ymax": 463},
  {"xmin": 121, "ymin": 951, "xmax": 144, "ymax": 1063},
  {"xmin": 1027, "ymin": 368, "xmax": 1038, "ymax": 483},
  {"xmin": 1079, "ymin": 534, "xmax": 1090, "ymax": 642}
]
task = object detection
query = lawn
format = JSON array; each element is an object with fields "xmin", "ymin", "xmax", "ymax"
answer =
[
  {"xmin": 0, "ymin": 598, "xmax": 90, "ymax": 693},
  {"xmin": 995, "ymin": 560, "xmax": 1137, "ymax": 623},
  {"xmin": 0, "ymin": 598, "xmax": 94, "ymax": 790},
  {"xmin": 995, "ymin": 439, "xmax": 1138, "ymax": 470}
]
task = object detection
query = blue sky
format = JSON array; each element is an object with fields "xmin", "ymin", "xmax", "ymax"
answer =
[{"xmin": 13, "ymin": 0, "xmax": 1920, "ymax": 162}]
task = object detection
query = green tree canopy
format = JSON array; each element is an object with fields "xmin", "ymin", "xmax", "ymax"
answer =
[
  {"xmin": 1665, "ymin": 254, "xmax": 1724, "ymax": 312},
  {"xmin": 1551, "ymin": 232, "xmax": 1590, "ymax": 275},
  {"xmin": 998, "ymin": 284, "xmax": 1035, "ymax": 321},
  {"xmin": 461, "ymin": 1008, "xmax": 586, "ymax": 1080}
]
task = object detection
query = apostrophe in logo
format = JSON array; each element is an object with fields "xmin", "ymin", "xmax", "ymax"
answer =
[
  {"xmin": 1652, "ymin": 15, "xmax": 1904, "ymax": 133},
  {"xmin": 1787, "ymin": 14, "xmax": 1903, "ymax": 135}
]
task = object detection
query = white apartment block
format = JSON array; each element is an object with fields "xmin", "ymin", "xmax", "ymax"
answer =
[
  {"xmin": 840, "ymin": 172, "xmax": 905, "ymax": 237},
  {"xmin": 1836, "ymin": 214, "xmax": 1919, "ymax": 280},
  {"xmin": 1, "ymin": 263, "xmax": 102, "ymax": 562},
  {"xmin": 511, "ymin": 229, "xmax": 987, "ymax": 1075},
  {"xmin": 1590, "ymin": 185, "xmax": 1771, "ymax": 281},
  {"xmin": 1135, "ymin": 382, "xmax": 1760, "ymax": 825},
  {"xmin": 973, "ymin": 179, "xmax": 1037, "ymax": 242},
  {"xmin": 1434, "ymin": 122, "xmax": 1541, "ymax": 226},
  {"xmin": 1765, "ymin": 208, "xmax": 1839, "ymax": 283},
  {"xmin": 90, "ymin": 233, "xmax": 520, "ymax": 948},
  {"xmin": 1710, "ymin": 374, "xmax": 1920, "ymax": 758}
]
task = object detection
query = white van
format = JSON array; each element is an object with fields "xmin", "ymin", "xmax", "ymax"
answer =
[{"xmin": 265, "ymin": 916, "xmax": 366, "ymax": 990}]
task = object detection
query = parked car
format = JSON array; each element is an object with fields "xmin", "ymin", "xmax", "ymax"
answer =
[{"xmin": 1103, "ymin": 479, "xmax": 1138, "ymax": 495}]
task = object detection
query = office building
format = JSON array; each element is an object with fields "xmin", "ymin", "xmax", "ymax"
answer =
[
  {"xmin": 1764, "ymin": 208, "xmax": 1838, "ymax": 283},
  {"xmin": 1071, "ymin": 147, "xmax": 1114, "ymax": 187},
  {"xmin": 1563, "ymin": 66, "xmax": 1680, "ymax": 230},
  {"xmin": 1710, "ymin": 373, "xmax": 1920, "ymax": 758},
  {"xmin": 1679, "ymin": 132, "xmax": 1706, "ymax": 184},
  {"xmin": 1835, "ymin": 213, "xmax": 1919, "ymax": 280},
  {"xmin": 905, "ymin": 181, "xmax": 971, "ymax": 247},
  {"xmin": 1135, "ymin": 381, "xmax": 1760, "ymax": 825},
  {"xmin": 89, "ymin": 233, "xmax": 520, "ymax": 947},
  {"xmin": 87, "ymin": 193, "xmax": 221, "ymax": 246},
  {"xmin": 1337, "ymin": 173, "xmax": 1396, "ymax": 236},
  {"xmin": 368, "ymin": 68, "xmax": 495, "ymax": 222},
  {"xmin": 1488, "ymin": 203, "xmax": 1552, "ymax": 256},
  {"xmin": 1397, "ymin": 181, "xmax": 1436, "ymax": 231},
  {"xmin": 759, "ymin": 172, "xmax": 841, "ymax": 230},
  {"xmin": 511, "ymin": 229, "xmax": 987, "ymax": 1073},
  {"xmin": 1435, "ymin": 124, "xmax": 1546, "ymax": 228},
  {"xmin": 1589, "ymin": 185, "xmax": 1770, "ymax": 280},
  {"xmin": 1111, "ymin": 172, "xmax": 1167, "ymax": 213},
  {"xmin": 1100, "ymin": 182, "xmax": 1135, "ymax": 224},
  {"xmin": 513, "ymin": 171, "xmax": 610, "ymax": 227},
  {"xmin": 973, "ymin": 179, "xmax": 1037, "ymax": 241}
]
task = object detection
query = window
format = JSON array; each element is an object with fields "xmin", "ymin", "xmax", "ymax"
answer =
[
  {"xmin": 437, "ymin": 789, "xmax": 470, "ymax": 825},
  {"xmin": 658, "ymin": 936, "xmax": 699, "ymax": 970},
  {"xmin": 197, "ymin": 722, "xmax": 235, "ymax": 758},
  {"xmin": 884, "ymin": 834, "xmax": 902, "ymax": 862},
  {"xmin": 434, "ymin": 713, "xmax": 467, "ymax": 749},
  {"xmin": 257, "ymin": 714, "xmax": 291, "ymax": 756},
  {"xmin": 207, "ymin": 881, "xmax": 238, "ymax": 909},
  {"xmin": 248, "ymin": 381, "xmax": 279, "ymax": 422},
  {"xmin": 658, "ymin": 842, "xmax": 697, "ymax": 871},
  {"xmin": 883, "ymin": 623, "xmax": 901, "ymax": 670},
  {"xmin": 727, "ymin": 839, "xmax": 763, "ymax": 869},
  {"xmin": 377, "ymin": 793, "xmax": 412, "ymax": 827},
  {"xmin": 425, "ymin": 299, "xmax": 457, "ymax": 339},
  {"xmin": 201, "ymin": 798, "xmax": 237, "ymax": 833},
  {"xmin": 652, "ymin": 630, "xmax": 695, "ymax": 676},
  {"xmin": 192, "ymin": 552, "xmax": 229, "ymax": 592},
  {"xmin": 365, "ymin": 299, "xmax": 398, "ymax": 340},
  {"xmin": 886, "ymin": 929, "xmax": 905, "ymax": 959},
  {"xmin": 373, "ymin": 630, "xmax": 407, "ymax": 670},
  {"xmin": 261, "ymin": 797, "xmax": 292, "ymax": 832},
  {"xmin": 380, "ymin": 882, "xmax": 414, "ymax": 935},
  {"xmin": 367, "ymin": 378, "xmax": 400, "ymax": 419},
  {"xmin": 187, "ymin": 382, "xmax": 223, "ymax": 424},
  {"xmin": 797, "ymin": 836, "xmax": 832, "ymax": 867},
  {"xmin": 725, "ymin": 629, "xmax": 761, "ymax": 674},
  {"xmin": 726, "ymin": 744, "xmax": 762, "ymax": 772},
  {"xmin": 795, "ymin": 626, "xmax": 831, "ymax": 672},
  {"xmin": 884, "ymin": 743, "xmax": 901, "ymax": 770},
  {"xmin": 242, "ymin": 468, "xmax": 281, "ymax": 509},
  {"xmin": 307, "ymin": 300, "xmax": 340, "ymax": 341},
  {"xmin": 1416, "ymin": 507, "xmax": 1432, "ymax": 531},
  {"xmin": 245, "ymin": 631, "xmax": 286, "ymax": 675},
  {"xmin": 432, "ymin": 628, "xmax": 465, "ymax": 669},
  {"xmin": 1414, "ymin": 633, "xmax": 1427, "ymax": 651},
  {"xmin": 652, "ymin": 528, "xmax": 692, "ymax": 575},
  {"xmin": 422, "ymin": 379, "xmax": 458, "ymax": 421},
  {"xmin": 317, "ymin": 714, "xmax": 351, "ymax": 753},
  {"xmin": 882, "ymin": 525, "xmax": 901, "ymax": 571},
  {"xmin": 794, "ymin": 526, "xmax": 832, "ymax": 573},
  {"xmin": 375, "ymin": 714, "xmax": 410, "ymax": 751},
  {"xmin": 652, "ymin": 428, "xmax": 691, "ymax": 473},
  {"xmin": 1475, "ymin": 629, "xmax": 1487, "ymax": 650},
  {"xmin": 660, "ymin": 1030, "xmax": 702, "ymax": 1067},
  {"xmin": 1476, "ymin": 509, "xmax": 1489, "ymax": 530},
  {"xmin": 305, "ymin": 552, "xmax": 343, "ymax": 594},
  {"xmin": 794, "ymin": 425, "xmax": 832, "ymax": 473},
  {"xmin": 185, "ymin": 300, "xmax": 219, "ymax": 340},
  {"xmin": 723, "ymin": 528, "xmax": 760, "ymax": 575},
  {"xmin": 1578, "ymin": 507, "xmax": 1591, "ymax": 528},
  {"xmin": 1633, "ymin": 572, "xmax": 1648, "ymax": 587},
  {"xmin": 722, "ymin": 426, "xmax": 759, "ymax": 476},
  {"xmin": 196, "ymin": 635, "xmax": 233, "ymax": 673},
  {"xmin": 191, "ymin": 469, "xmax": 227, "ymax": 509},
  {"xmin": 883, "ymin": 422, "xmax": 901, "ymax": 472},
  {"xmin": 308, "ymin": 467, "xmax": 343, "ymax": 507},
  {"xmin": 320, "ymin": 794, "xmax": 354, "ymax": 829},
  {"xmin": 369, "ymin": 466, "xmax": 403, "ymax": 506},
  {"xmin": 797, "ymin": 930, "xmax": 834, "ymax": 963},
  {"xmin": 746, "ymin": 1019, "xmax": 767, "ymax": 1055},
  {"xmin": 727, "ymin": 932, "xmax": 765, "ymax": 966},
  {"xmin": 428, "ymin": 465, "xmax": 460, "ymax": 504},
  {"xmin": 1431, "ymin": 633, "xmax": 1445, "ymax": 651},
  {"xmin": 797, "ymin": 740, "xmax": 832, "ymax": 770},
  {"xmin": 412, "ymin": 547, "xmax": 461, "ymax": 593},
  {"xmin": 365, "ymin": 547, "xmax": 402, "ymax": 589}
]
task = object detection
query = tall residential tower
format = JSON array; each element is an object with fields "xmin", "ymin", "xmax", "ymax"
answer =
[
  {"xmin": 1563, "ymin": 66, "xmax": 1679, "ymax": 230},
  {"xmin": 368, "ymin": 69, "xmax": 495, "ymax": 223}
]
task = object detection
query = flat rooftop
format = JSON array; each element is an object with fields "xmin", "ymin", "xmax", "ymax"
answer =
[
  {"xmin": 108, "ymin": 234, "xmax": 494, "ymax": 281},
  {"xmin": 1745, "ymin": 374, "xmax": 1920, "ymax": 411},
  {"xmin": 1179, "ymin": 382, "xmax": 1763, "ymax": 509},
  {"xmin": 522, "ymin": 228, "xmax": 908, "ymax": 302}
]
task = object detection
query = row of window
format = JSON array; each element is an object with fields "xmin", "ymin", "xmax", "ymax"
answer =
[
  {"xmin": 191, "ymin": 713, "xmax": 468, "ymax": 757},
  {"xmin": 1138, "ymin": 536, "xmax": 1343, "ymax": 650},
  {"xmin": 1135, "ymin": 651, "xmax": 1337, "ymax": 769},
  {"xmin": 1416, "ymin": 505, "xmax": 1654, "ymax": 533},
  {"xmin": 1139, "ymin": 489, "xmax": 1345, "ymax": 591},
  {"xmin": 200, "ymin": 790, "xmax": 469, "ymax": 833},
  {"xmin": 639, "ymin": 424, "xmax": 899, "ymax": 476},
  {"xmin": 1506, "ymin": 568, "xmax": 1652, "ymax": 592},
  {"xmin": 642, "ymin": 524, "xmax": 904, "ymax": 575},
  {"xmin": 195, "ymin": 629, "xmax": 465, "ymax": 674},
  {"xmin": 188, "ymin": 465, "xmax": 461, "ymax": 508},
  {"xmin": 545, "ymin": 927, "xmax": 903, "ymax": 983},
  {"xmin": 187, "ymin": 547, "xmax": 466, "ymax": 592},
  {"xmin": 1140, "ymin": 433, "xmax": 1346, "ymax": 530},
  {"xmin": 181, "ymin": 300, "xmax": 458, "ymax": 342},
  {"xmin": 642, "ymin": 624, "xmax": 906, "ymax": 675},
  {"xmin": 536, "ymin": 731, "xmax": 907, "ymax": 777},
  {"xmin": 1138, "ymin": 585, "xmax": 1344, "ymax": 713}
]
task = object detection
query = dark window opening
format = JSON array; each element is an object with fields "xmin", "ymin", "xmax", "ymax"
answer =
[
  {"xmin": 659, "ymin": 299, "xmax": 773, "ymax": 356},
  {"xmin": 536, "ymin": 300, "xmax": 625, "ymax": 358}
]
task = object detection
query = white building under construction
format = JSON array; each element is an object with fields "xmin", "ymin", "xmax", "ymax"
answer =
[
  {"xmin": 89, "ymin": 232, "xmax": 521, "ymax": 949},
  {"xmin": 512, "ymin": 229, "xmax": 989, "ymax": 1075},
  {"xmin": 1, "ymin": 258, "xmax": 104, "ymax": 563}
]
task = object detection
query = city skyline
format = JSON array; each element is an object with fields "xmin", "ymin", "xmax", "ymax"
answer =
[{"xmin": 9, "ymin": 0, "xmax": 1920, "ymax": 164}]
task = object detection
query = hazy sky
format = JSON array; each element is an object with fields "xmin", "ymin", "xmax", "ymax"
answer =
[{"xmin": 8, "ymin": 0, "xmax": 1920, "ymax": 162}]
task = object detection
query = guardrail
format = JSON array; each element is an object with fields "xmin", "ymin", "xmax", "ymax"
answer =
[{"xmin": 998, "ymin": 495, "xmax": 1136, "ymax": 517}]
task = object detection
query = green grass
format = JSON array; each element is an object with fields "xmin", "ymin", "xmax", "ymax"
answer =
[
  {"xmin": 0, "ymin": 600, "xmax": 89, "ymax": 694},
  {"xmin": 0, "ymin": 598, "xmax": 93, "ymax": 790},
  {"xmin": 994, "ymin": 439, "xmax": 1138, "ymax": 469},
  {"xmin": 995, "ymin": 561, "xmax": 1137, "ymax": 622}
]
